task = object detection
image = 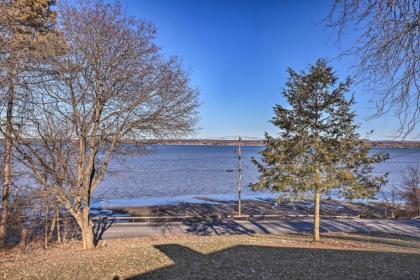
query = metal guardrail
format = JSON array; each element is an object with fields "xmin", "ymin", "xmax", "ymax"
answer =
[{"xmin": 90, "ymin": 213, "xmax": 358, "ymax": 223}]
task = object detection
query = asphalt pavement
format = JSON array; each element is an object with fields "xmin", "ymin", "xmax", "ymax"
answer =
[{"xmin": 96, "ymin": 218, "xmax": 420, "ymax": 240}]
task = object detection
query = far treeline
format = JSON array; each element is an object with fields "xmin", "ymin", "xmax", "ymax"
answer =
[
  {"xmin": 0, "ymin": 0, "xmax": 419, "ymax": 251},
  {"xmin": 1, "ymin": 138, "xmax": 419, "ymax": 148},
  {"xmin": 131, "ymin": 139, "xmax": 420, "ymax": 148}
]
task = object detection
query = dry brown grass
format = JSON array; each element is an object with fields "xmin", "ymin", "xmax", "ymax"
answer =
[{"xmin": 1, "ymin": 233, "xmax": 419, "ymax": 279}]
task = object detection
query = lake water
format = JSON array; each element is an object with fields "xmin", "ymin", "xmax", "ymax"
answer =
[{"xmin": 93, "ymin": 145, "xmax": 420, "ymax": 207}]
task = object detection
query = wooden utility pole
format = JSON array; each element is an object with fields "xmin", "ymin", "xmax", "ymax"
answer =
[{"xmin": 236, "ymin": 137, "xmax": 242, "ymax": 216}]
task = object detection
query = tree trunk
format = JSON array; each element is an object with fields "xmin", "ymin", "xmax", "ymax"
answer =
[
  {"xmin": 76, "ymin": 210, "xmax": 94, "ymax": 250},
  {"xmin": 48, "ymin": 206, "xmax": 58, "ymax": 242},
  {"xmin": 0, "ymin": 80, "xmax": 14, "ymax": 248},
  {"xmin": 313, "ymin": 187, "xmax": 321, "ymax": 242},
  {"xmin": 56, "ymin": 211, "xmax": 61, "ymax": 243},
  {"xmin": 19, "ymin": 228, "xmax": 30, "ymax": 251},
  {"xmin": 63, "ymin": 215, "xmax": 67, "ymax": 243},
  {"xmin": 44, "ymin": 205, "xmax": 49, "ymax": 249}
]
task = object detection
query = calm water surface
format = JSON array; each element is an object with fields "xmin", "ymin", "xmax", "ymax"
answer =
[{"xmin": 94, "ymin": 145, "xmax": 420, "ymax": 206}]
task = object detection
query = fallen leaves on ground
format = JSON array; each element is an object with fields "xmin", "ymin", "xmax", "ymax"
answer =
[{"xmin": 0, "ymin": 233, "xmax": 419, "ymax": 279}]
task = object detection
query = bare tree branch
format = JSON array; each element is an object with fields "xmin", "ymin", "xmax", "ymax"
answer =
[
  {"xmin": 12, "ymin": 0, "xmax": 199, "ymax": 250},
  {"xmin": 325, "ymin": 0, "xmax": 419, "ymax": 138}
]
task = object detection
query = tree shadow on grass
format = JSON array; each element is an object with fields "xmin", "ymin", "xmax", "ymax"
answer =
[{"xmin": 120, "ymin": 243, "xmax": 420, "ymax": 280}]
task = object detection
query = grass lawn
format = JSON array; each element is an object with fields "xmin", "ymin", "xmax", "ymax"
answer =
[{"xmin": 1, "ymin": 233, "xmax": 419, "ymax": 279}]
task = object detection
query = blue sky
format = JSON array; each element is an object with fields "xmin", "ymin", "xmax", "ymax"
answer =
[{"xmin": 120, "ymin": 0, "xmax": 401, "ymax": 140}]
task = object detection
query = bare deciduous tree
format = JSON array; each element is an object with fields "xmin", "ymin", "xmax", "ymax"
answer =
[
  {"xmin": 400, "ymin": 166, "xmax": 420, "ymax": 216},
  {"xmin": 325, "ymin": 0, "xmax": 419, "ymax": 138},
  {"xmin": 380, "ymin": 186, "xmax": 399, "ymax": 218},
  {"xmin": 14, "ymin": 0, "xmax": 199, "ymax": 250}
]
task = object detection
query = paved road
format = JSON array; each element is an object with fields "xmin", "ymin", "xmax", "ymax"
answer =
[{"xmin": 97, "ymin": 218, "xmax": 420, "ymax": 240}]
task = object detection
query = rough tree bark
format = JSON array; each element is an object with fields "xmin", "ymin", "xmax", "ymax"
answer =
[
  {"xmin": 0, "ymin": 66, "xmax": 14, "ymax": 248},
  {"xmin": 44, "ymin": 204, "xmax": 49, "ymax": 249},
  {"xmin": 74, "ymin": 209, "xmax": 94, "ymax": 251},
  {"xmin": 313, "ymin": 188, "xmax": 321, "ymax": 242},
  {"xmin": 62, "ymin": 214, "xmax": 67, "ymax": 243},
  {"xmin": 56, "ymin": 210, "xmax": 61, "ymax": 243},
  {"xmin": 48, "ymin": 206, "xmax": 58, "ymax": 242}
]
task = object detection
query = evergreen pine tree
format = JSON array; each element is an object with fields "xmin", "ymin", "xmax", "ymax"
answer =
[{"xmin": 251, "ymin": 59, "xmax": 389, "ymax": 241}]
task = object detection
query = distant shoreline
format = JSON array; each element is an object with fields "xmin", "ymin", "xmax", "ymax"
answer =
[
  {"xmin": 142, "ymin": 139, "xmax": 420, "ymax": 148},
  {"xmin": 1, "ymin": 138, "xmax": 419, "ymax": 148}
]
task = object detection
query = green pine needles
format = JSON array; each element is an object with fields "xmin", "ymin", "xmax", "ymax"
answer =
[{"xmin": 251, "ymin": 59, "xmax": 389, "ymax": 241}]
